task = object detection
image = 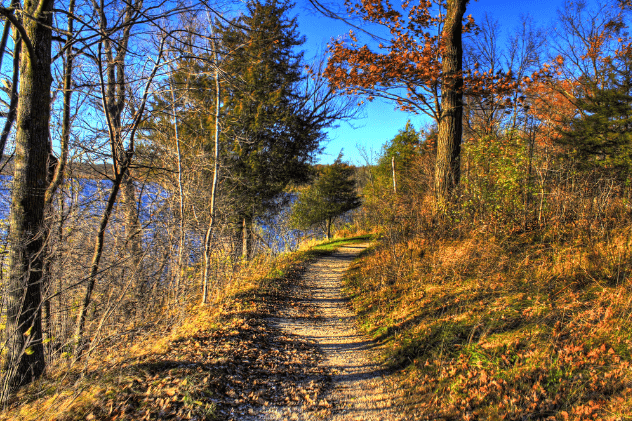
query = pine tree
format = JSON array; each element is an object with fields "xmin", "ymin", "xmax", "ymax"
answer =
[
  {"xmin": 144, "ymin": 1, "xmax": 357, "ymax": 259},
  {"xmin": 561, "ymin": 69, "xmax": 632, "ymax": 174},
  {"xmin": 291, "ymin": 153, "xmax": 361, "ymax": 240},
  {"xmin": 218, "ymin": 0, "xmax": 320, "ymax": 256},
  {"xmin": 360, "ymin": 121, "xmax": 426, "ymax": 201},
  {"xmin": 377, "ymin": 122, "xmax": 422, "ymax": 185}
]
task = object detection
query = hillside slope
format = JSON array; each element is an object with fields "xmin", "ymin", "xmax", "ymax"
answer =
[
  {"xmin": 343, "ymin": 231, "xmax": 632, "ymax": 420},
  {"xmin": 4, "ymin": 237, "xmax": 380, "ymax": 421}
]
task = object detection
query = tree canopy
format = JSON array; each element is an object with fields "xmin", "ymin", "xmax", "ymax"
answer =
[
  {"xmin": 218, "ymin": 0, "xmax": 317, "ymax": 217},
  {"xmin": 290, "ymin": 153, "xmax": 361, "ymax": 240},
  {"xmin": 323, "ymin": 0, "xmax": 514, "ymax": 208}
]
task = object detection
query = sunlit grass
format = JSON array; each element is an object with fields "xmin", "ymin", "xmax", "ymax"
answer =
[
  {"xmin": 3, "ymin": 235, "xmax": 366, "ymax": 421},
  {"xmin": 343, "ymin": 229, "xmax": 632, "ymax": 419},
  {"xmin": 310, "ymin": 234, "xmax": 374, "ymax": 252}
]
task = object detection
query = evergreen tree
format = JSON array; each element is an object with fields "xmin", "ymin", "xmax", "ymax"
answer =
[
  {"xmin": 375, "ymin": 121, "xmax": 423, "ymax": 194},
  {"xmin": 290, "ymin": 153, "xmax": 361, "ymax": 240},
  {"xmin": 217, "ymin": 0, "xmax": 321, "ymax": 256},
  {"xmin": 144, "ymin": 54, "xmax": 218, "ymax": 167},
  {"xmin": 561, "ymin": 60, "xmax": 632, "ymax": 174},
  {"xmin": 144, "ymin": 1, "xmax": 358, "ymax": 259}
]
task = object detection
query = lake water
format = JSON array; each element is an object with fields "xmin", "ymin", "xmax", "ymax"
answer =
[{"xmin": 0, "ymin": 176, "xmax": 305, "ymax": 259}]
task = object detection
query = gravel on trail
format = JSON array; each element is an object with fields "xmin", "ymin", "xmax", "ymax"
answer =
[
  {"xmin": 34, "ymin": 243, "xmax": 407, "ymax": 421},
  {"xmin": 262, "ymin": 243, "xmax": 407, "ymax": 421}
]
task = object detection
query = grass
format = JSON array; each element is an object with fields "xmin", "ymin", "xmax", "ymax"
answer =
[
  {"xmin": 309, "ymin": 234, "xmax": 373, "ymax": 252},
  {"xmin": 343, "ymin": 229, "xmax": 632, "ymax": 420},
  {"xmin": 3, "ymin": 234, "xmax": 369, "ymax": 421}
]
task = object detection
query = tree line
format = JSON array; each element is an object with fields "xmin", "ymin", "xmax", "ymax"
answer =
[
  {"xmin": 322, "ymin": 0, "xmax": 632, "ymax": 214},
  {"xmin": 0, "ymin": 0, "xmax": 357, "ymax": 403}
]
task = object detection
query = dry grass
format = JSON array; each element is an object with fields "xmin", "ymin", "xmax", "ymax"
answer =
[
  {"xmin": 1, "ymin": 253, "xmax": 301, "ymax": 420},
  {"xmin": 3, "ymin": 236, "xmax": 372, "ymax": 421},
  {"xmin": 344, "ymin": 228, "xmax": 632, "ymax": 420}
]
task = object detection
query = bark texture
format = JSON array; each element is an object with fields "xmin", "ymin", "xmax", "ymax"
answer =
[
  {"xmin": 434, "ymin": 0, "xmax": 466, "ymax": 210},
  {"xmin": 4, "ymin": 0, "xmax": 53, "ymax": 393}
]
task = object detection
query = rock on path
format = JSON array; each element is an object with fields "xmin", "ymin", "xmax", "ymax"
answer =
[{"xmin": 263, "ymin": 243, "xmax": 406, "ymax": 421}]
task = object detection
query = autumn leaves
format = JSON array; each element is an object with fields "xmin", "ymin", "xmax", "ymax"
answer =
[{"xmin": 324, "ymin": 0, "xmax": 492, "ymax": 207}]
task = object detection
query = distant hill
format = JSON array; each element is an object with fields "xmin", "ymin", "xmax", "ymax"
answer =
[{"xmin": 0, "ymin": 155, "xmax": 116, "ymax": 180}]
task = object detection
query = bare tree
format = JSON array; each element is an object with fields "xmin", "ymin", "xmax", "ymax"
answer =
[
  {"xmin": 73, "ymin": 0, "xmax": 167, "ymax": 357},
  {"xmin": 203, "ymin": 27, "xmax": 221, "ymax": 304}
]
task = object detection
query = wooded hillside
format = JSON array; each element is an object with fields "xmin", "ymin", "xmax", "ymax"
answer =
[
  {"xmin": 2, "ymin": 0, "xmax": 632, "ymax": 419},
  {"xmin": 0, "ymin": 0, "xmax": 355, "ymax": 406},
  {"xmin": 337, "ymin": 0, "xmax": 632, "ymax": 418}
]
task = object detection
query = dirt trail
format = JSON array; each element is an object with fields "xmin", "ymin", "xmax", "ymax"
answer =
[
  {"xmin": 263, "ymin": 243, "xmax": 405, "ymax": 421},
  {"xmin": 17, "ymin": 243, "xmax": 403, "ymax": 420}
]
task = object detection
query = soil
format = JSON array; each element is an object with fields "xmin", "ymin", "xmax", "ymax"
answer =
[
  {"xmin": 54, "ymin": 243, "xmax": 407, "ymax": 421},
  {"xmin": 261, "ymin": 243, "xmax": 406, "ymax": 421}
]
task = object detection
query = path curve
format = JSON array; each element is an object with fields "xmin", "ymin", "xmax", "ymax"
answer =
[{"xmin": 264, "ymin": 243, "xmax": 405, "ymax": 421}]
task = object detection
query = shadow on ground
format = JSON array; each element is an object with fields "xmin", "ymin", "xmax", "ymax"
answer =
[{"xmin": 60, "ymin": 261, "xmax": 333, "ymax": 421}]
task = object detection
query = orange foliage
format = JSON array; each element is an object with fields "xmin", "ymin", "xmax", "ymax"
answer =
[
  {"xmin": 525, "ymin": 79, "xmax": 579, "ymax": 146},
  {"xmin": 324, "ymin": 1, "xmax": 515, "ymax": 120},
  {"xmin": 524, "ymin": 0, "xmax": 632, "ymax": 149}
]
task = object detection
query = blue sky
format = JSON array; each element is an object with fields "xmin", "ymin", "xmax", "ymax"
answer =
[{"xmin": 291, "ymin": 0, "xmax": 578, "ymax": 165}]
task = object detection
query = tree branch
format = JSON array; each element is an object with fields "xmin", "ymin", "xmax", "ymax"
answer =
[{"xmin": 0, "ymin": 7, "xmax": 35, "ymax": 60}]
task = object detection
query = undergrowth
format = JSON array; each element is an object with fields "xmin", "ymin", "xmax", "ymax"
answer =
[
  {"xmin": 344, "ymin": 230, "xmax": 632, "ymax": 420},
  {"xmin": 4, "ymin": 235, "xmax": 369, "ymax": 421}
]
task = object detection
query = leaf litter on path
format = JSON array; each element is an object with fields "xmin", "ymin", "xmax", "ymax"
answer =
[
  {"xmin": 63, "ymin": 244, "xmax": 405, "ymax": 421},
  {"xmin": 262, "ymin": 243, "xmax": 407, "ymax": 421}
]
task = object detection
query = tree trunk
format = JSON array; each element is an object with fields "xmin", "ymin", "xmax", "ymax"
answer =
[
  {"xmin": 4, "ymin": 0, "xmax": 53, "ymax": 394},
  {"xmin": 326, "ymin": 217, "xmax": 332, "ymax": 240},
  {"xmin": 74, "ymin": 169, "xmax": 127, "ymax": 357},
  {"xmin": 202, "ymin": 43, "xmax": 221, "ymax": 304},
  {"xmin": 523, "ymin": 121, "xmax": 536, "ymax": 230},
  {"xmin": 120, "ymin": 171, "xmax": 143, "ymax": 297},
  {"xmin": 391, "ymin": 156, "xmax": 397, "ymax": 194},
  {"xmin": 242, "ymin": 217, "xmax": 250, "ymax": 260},
  {"xmin": 434, "ymin": 0, "xmax": 466, "ymax": 211},
  {"xmin": 43, "ymin": 0, "xmax": 73, "ymax": 210},
  {"xmin": 170, "ymin": 73, "xmax": 185, "ymax": 304},
  {"xmin": 42, "ymin": 0, "xmax": 74, "ymax": 356},
  {"xmin": 73, "ymin": 18, "xmax": 165, "ymax": 357},
  {"xmin": 0, "ymin": 13, "xmax": 20, "ymax": 159}
]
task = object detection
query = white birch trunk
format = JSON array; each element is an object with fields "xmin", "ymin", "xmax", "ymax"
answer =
[{"xmin": 203, "ymin": 32, "xmax": 221, "ymax": 304}]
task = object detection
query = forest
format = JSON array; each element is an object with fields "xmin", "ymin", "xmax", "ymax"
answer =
[{"xmin": 1, "ymin": 0, "xmax": 632, "ymax": 419}]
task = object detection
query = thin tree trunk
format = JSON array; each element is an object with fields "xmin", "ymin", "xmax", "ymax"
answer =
[
  {"xmin": 3, "ymin": 0, "xmax": 53, "ymax": 395},
  {"xmin": 391, "ymin": 156, "xmax": 397, "ymax": 194},
  {"xmin": 203, "ymin": 33, "xmax": 221, "ymax": 304},
  {"xmin": 523, "ymin": 122, "xmax": 536, "ymax": 230},
  {"xmin": 120, "ymin": 172, "xmax": 143, "ymax": 298},
  {"xmin": 170, "ymin": 74, "xmax": 185, "ymax": 303},
  {"xmin": 43, "ymin": 0, "xmax": 73, "ymax": 209},
  {"xmin": 327, "ymin": 217, "xmax": 332, "ymax": 240},
  {"xmin": 42, "ymin": 0, "xmax": 74, "ymax": 354},
  {"xmin": 242, "ymin": 217, "xmax": 249, "ymax": 260},
  {"xmin": 0, "ymin": 18, "xmax": 20, "ymax": 159},
  {"xmin": 73, "ymin": 169, "xmax": 127, "ymax": 357},
  {"xmin": 74, "ymin": 28, "xmax": 165, "ymax": 356},
  {"xmin": 43, "ymin": 191, "xmax": 65, "ymax": 352},
  {"xmin": 434, "ymin": 0, "xmax": 466, "ymax": 211},
  {"xmin": 107, "ymin": 2, "xmax": 143, "ymax": 300}
]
